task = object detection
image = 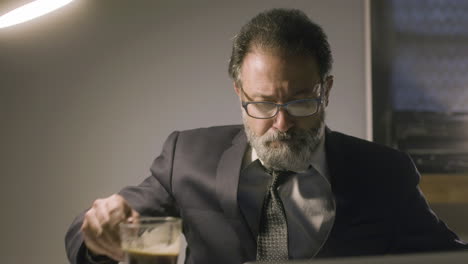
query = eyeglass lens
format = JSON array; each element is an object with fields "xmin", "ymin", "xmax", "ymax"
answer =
[{"xmin": 246, "ymin": 100, "xmax": 319, "ymax": 118}]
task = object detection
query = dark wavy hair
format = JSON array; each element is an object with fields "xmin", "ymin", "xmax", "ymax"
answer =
[{"xmin": 228, "ymin": 8, "xmax": 333, "ymax": 86}]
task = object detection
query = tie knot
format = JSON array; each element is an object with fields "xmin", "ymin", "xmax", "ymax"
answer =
[{"xmin": 270, "ymin": 170, "xmax": 290, "ymax": 189}]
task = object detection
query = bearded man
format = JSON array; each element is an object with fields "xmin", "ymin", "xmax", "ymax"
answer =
[{"xmin": 65, "ymin": 8, "xmax": 467, "ymax": 264}]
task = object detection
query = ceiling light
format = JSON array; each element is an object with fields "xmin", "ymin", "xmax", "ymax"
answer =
[{"xmin": 0, "ymin": 0, "xmax": 73, "ymax": 29}]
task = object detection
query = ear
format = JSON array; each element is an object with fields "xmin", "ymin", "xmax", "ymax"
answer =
[
  {"xmin": 323, "ymin": 75, "xmax": 333, "ymax": 107},
  {"xmin": 233, "ymin": 82, "xmax": 241, "ymax": 96},
  {"xmin": 234, "ymin": 82, "xmax": 244, "ymax": 103}
]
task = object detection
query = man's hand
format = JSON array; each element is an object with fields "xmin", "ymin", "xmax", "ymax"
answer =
[{"xmin": 80, "ymin": 194, "xmax": 139, "ymax": 261}]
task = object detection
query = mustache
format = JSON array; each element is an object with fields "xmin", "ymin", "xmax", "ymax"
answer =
[{"xmin": 261, "ymin": 129, "xmax": 302, "ymax": 143}]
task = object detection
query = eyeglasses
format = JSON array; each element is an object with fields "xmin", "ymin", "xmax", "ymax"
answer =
[{"xmin": 240, "ymin": 84, "xmax": 324, "ymax": 119}]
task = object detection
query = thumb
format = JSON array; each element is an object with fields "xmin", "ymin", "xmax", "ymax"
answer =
[{"xmin": 127, "ymin": 209, "xmax": 140, "ymax": 223}]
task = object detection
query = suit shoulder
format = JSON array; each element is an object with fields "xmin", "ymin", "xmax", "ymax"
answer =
[
  {"xmin": 328, "ymin": 130, "xmax": 407, "ymax": 159},
  {"xmin": 171, "ymin": 125, "xmax": 244, "ymax": 152},
  {"xmin": 177, "ymin": 124, "xmax": 243, "ymax": 139},
  {"xmin": 179, "ymin": 124, "xmax": 243, "ymax": 134},
  {"xmin": 327, "ymin": 130, "xmax": 418, "ymax": 179},
  {"xmin": 327, "ymin": 130, "xmax": 420, "ymax": 193}
]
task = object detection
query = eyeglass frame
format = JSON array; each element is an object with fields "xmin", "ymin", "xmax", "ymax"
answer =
[{"xmin": 240, "ymin": 82, "xmax": 326, "ymax": 119}]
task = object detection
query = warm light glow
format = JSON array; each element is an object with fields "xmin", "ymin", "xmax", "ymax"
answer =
[{"xmin": 0, "ymin": 0, "xmax": 73, "ymax": 29}]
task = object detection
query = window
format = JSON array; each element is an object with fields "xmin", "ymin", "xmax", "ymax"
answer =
[{"xmin": 372, "ymin": 0, "xmax": 468, "ymax": 173}]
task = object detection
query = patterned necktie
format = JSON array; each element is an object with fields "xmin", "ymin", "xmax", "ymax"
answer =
[{"xmin": 256, "ymin": 170, "xmax": 289, "ymax": 261}]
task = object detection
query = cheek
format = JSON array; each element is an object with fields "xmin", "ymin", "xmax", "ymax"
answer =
[
  {"xmin": 297, "ymin": 115, "xmax": 322, "ymax": 130},
  {"xmin": 247, "ymin": 118, "xmax": 272, "ymax": 136}
]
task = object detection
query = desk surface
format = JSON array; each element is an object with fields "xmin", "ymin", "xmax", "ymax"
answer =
[
  {"xmin": 420, "ymin": 174, "xmax": 468, "ymax": 203},
  {"xmin": 244, "ymin": 250, "xmax": 468, "ymax": 264}
]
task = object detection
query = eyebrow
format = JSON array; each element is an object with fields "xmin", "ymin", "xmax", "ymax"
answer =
[
  {"xmin": 242, "ymin": 82, "xmax": 321, "ymax": 101},
  {"xmin": 292, "ymin": 89, "xmax": 311, "ymax": 96},
  {"xmin": 240, "ymin": 88, "xmax": 267, "ymax": 101},
  {"xmin": 249, "ymin": 89, "xmax": 313, "ymax": 100},
  {"xmin": 250, "ymin": 93, "xmax": 277, "ymax": 100}
]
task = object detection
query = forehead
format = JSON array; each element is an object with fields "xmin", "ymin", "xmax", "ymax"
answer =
[{"xmin": 240, "ymin": 49, "xmax": 321, "ymax": 96}]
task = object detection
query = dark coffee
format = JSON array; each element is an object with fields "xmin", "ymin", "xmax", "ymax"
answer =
[{"xmin": 125, "ymin": 250, "xmax": 178, "ymax": 264}]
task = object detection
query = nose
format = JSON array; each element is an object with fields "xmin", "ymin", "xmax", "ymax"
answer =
[{"xmin": 272, "ymin": 108, "xmax": 294, "ymax": 132}]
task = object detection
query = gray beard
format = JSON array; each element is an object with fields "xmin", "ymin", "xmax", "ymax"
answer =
[{"xmin": 243, "ymin": 111, "xmax": 325, "ymax": 172}]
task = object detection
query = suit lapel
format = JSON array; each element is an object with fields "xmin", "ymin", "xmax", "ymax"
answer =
[
  {"xmin": 238, "ymin": 159, "xmax": 271, "ymax": 239},
  {"xmin": 324, "ymin": 128, "xmax": 348, "ymax": 196},
  {"xmin": 216, "ymin": 129, "xmax": 247, "ymax": 218},
  {"xmin": 215, "ymin": 128, "xmax": 257, "ymax": 259},
  {"xmin": 316, "ymin": 128, "xmax": 354, "ymax": 257}
]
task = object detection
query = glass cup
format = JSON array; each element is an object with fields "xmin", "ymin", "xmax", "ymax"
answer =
[{"xmin": 120, "ymin": 217, "xmax": 182, "ymax": 264}]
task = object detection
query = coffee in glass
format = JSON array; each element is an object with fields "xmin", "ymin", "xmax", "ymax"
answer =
[{"xmin": 120, "ymin": 217, "xmax": 182, "ymax": 264}]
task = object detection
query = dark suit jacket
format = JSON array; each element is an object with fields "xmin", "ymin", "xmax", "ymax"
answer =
[{"xmin": 65, "ymin": 125, "xmax": 467, "ymax": 264}]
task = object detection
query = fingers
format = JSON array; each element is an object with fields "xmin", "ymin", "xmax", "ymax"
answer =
[
  {"xmin": 93, "ymin": 202, "xmax": 122, "ymax": 248},
  {"xmin": 82, "ymin": 213, "xmax": 124, "ymax": 261},
  {"xmin": 80, "ymin": 194, "xmax": 135, "ymax": 261}
]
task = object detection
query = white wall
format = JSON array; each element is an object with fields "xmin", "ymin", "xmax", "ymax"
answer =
[{"xmin": 0, "ymin": 1, "xmax": 368, "ymax": 263}]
